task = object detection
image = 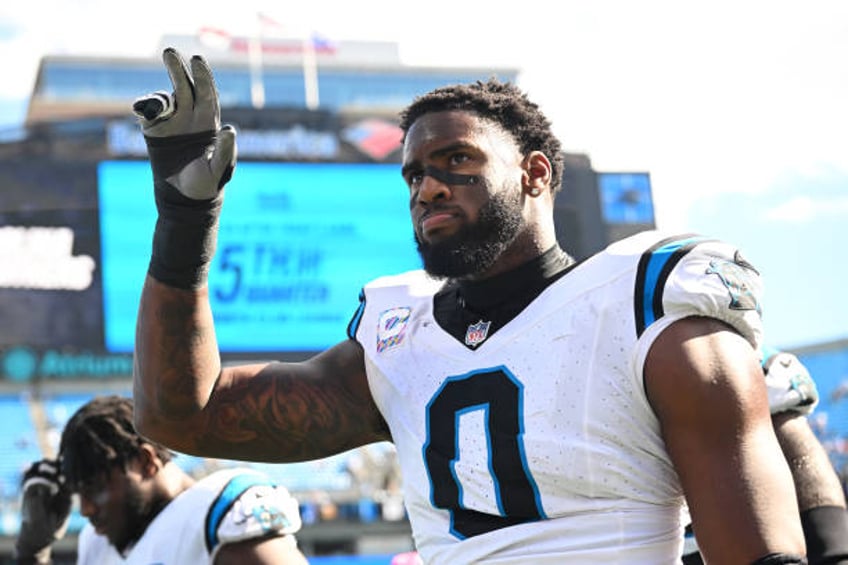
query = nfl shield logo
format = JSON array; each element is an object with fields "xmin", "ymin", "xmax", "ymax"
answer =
[{"xmin": 465, "ymin": 320, "xmax": 491, "ymax": 347}]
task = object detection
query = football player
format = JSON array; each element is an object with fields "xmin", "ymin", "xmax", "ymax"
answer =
[
  {"xmin": 131, "ymin": 48, "xmax": 805, "ymax": 563},
  {"xmin": 15, "ymin": 396, "xmax": 307, "ymax": 564}
]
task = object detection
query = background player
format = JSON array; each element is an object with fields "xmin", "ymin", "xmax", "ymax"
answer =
[
  {"xmin": 14, "ymin": 396, "xmax": 307, "ymax": 564},
  {"xmin": 131, "ymin": 48, "xmax": 805, "ymax": 563}
]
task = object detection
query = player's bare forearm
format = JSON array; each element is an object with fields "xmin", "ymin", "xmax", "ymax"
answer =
[
  {"xmin": 773, "ymin": 411, "xmax": 847, "ymax": 511},
  {"xmin": 134, "ymin": 276, "xmax": 388, "ymax": 460},
  {"xmin": 194, "ymin": 351, "xmax": 390, "ymax": 462},
  {"xmin": 133, "ymin": 276, "xmax": 221, "ymax": 407},
  {"xmin": 134, "ymin": 275, "xmax": 223, "ymax": 441}
]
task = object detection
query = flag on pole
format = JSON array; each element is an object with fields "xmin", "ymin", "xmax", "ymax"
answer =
[
  {"xmin": 199, "ymin": 23, "xmax": 265, "ymax": 108},
  {"xmin": 301, "ymin": 34, "xmax": 319, "ymax": 110},
  {"xmin": 198, "ymin": 26, "xmax": 233, "ymax": 50},
  {"xmin": 258, "ymin": 11, "xmax": 321, "ymax": 110},
  {"xmin": 247, "ymin": 15, "xmax": 267, "ymax": 109}
]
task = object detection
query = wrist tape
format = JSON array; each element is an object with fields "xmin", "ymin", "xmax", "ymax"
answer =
[
  {"xmin": 146, "ymin": 131, "xmax": 224, "ymax": 289},
  {"xmin": 801, "ymin": 505, "xmax": 848, "ymax": 565},
  {"xmin": 149, "ymin": 189, "xmax": 222, "ymax": 289}
]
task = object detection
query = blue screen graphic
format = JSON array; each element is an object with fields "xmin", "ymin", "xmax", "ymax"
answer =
[
  {"xmin": 597, "ymin": 172, "xmax": 655, "ymax": 225},
  {"xmin": 98, "ymin": 161, "xmax": 421, "ymax": 355}
]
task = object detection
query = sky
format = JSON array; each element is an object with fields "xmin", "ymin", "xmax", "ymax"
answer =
[{"xmin": 0, "ymin": 0, "xmax": 846, "ymax": 350}]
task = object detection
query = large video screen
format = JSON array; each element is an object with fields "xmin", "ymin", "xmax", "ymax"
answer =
[
  {"xmin": 597, "ymin": 172, "xmax": 655, "ymax": 225},
  {"xmin": 0, "ymin": 159, "xmax": 104, "ymax": 352},
  {"xmin": 98, "ymin": 161, "xmax": 421, "ymax": 357}
]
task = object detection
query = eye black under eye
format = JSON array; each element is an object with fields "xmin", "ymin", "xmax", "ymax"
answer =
[{"xmin": 406, "ymin": 172, "xmax": 424, "ymax": 186}]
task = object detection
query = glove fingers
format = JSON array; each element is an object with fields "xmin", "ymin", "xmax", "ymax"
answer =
[
  {"xmin": 163, "ymin": 48, "xmax": 196, "ymax": 114},
  {"xmin": 26, "ymin": 458, "xmax": 61, "ymax": 477},
  {"xmin": 191, "ymin": 55, "xmax": 221, "ymax": 129},
  {"xmin": 132, "ymin": 90, "xmax": 175, "ymax": 124},
  {"xmin": 22, "ymin": 477, "xmax": 62, "ymax": 497},
  {"xmin": 211, "ymin": 126, "xmax": 237, "ymax": 188}
]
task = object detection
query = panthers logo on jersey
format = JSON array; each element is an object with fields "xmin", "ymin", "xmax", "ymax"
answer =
[{"xmin": 705, "ymin": 253, "xmax": 761, "ymax": 313}]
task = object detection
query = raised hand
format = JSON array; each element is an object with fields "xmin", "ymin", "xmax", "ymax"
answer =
[
  {"xmin": 15, "ymin": 459, "xmax": 72, "ymax": 565},
  {"xmin": 133, "ymin": 48, "xmax": 237, "ymax": 289},
  {"xmin": 133, "ymin": 48, "xmax": 236, "ymax": 200}
]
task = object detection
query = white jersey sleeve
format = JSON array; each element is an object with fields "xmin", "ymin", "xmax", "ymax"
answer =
[
  {"xmin": 210, "ymin": 472, "xmax": 302, "ymax": 547},
  {"xmin": 628, "ymin": 233, "xmax": 765, "ymax": 376}
]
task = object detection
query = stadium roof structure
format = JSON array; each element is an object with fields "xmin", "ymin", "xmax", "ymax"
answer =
[{"xmin": 25, "ymin": 33, "xmax": 520, "ymax": 127}]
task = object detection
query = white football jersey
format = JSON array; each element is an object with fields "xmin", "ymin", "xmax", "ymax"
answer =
[
  {"xmin": 76, "ymin": 468, "xmax": 302, "ymax": 564},
  {"xmin": 349, "ymin": 230, "xmax": 764, "ymax": 564}
]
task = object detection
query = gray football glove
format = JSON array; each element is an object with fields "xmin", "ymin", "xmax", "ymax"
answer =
[
  {"xmin": 764, "ymin": 352, "xmax": 819, "ymax": 416},
  {"xmin": 14, "ymin": 459, "xmax": 72, "ymax": 565},
  {"xmin": 133, "ymin": 47, "xmax": 237, "ymax": 289}
]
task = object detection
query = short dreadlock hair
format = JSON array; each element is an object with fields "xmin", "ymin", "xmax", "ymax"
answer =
[
  {"xmin": 60, "ymin": 395, "xmax": 174, "ymax": 488},
  {"xmin": 399, "ymin": 78, "xmax": 564, "ymax": 192}
]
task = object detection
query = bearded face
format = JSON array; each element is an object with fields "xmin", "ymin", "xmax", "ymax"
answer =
[
  {"xmin": 79, "ymin": 463, "xmax": 162, "ymax": 556},
  {"xmin": 112, "ymin": 479, "xmax": 155, "ymax": 554},
  {"xmin": 415, "ymin": 178, "xmax": 525, "ymax": 279}
]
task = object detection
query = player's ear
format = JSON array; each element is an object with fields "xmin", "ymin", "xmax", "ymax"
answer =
[
  {"xmin": 522, "ymin": 151, "xmax": 552, "ymax": 197},
  {"xmin": 137, "ymin": 443, "xmax": 164, "ymax": 477}
]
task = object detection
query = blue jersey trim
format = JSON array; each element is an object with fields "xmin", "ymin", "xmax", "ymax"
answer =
[
  {"xmin": 346, "ymin": 289, "xmax": 367, "ymax": 340},
  {"xmin": 634, "ymin": 234, "xmax": 710, "ymax": 337},
  {"xmin": 205, "ymin": 473, "xmax": 275, "ymax": 553}
]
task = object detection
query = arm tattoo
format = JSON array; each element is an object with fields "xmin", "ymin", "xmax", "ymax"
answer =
[
  {"xmin": 137, "ymin": 284, "xmax": 221, "ymax": 418},
  {"xmin": 198, "ymin": 361, "xmax": 387, "ymax": 462}
]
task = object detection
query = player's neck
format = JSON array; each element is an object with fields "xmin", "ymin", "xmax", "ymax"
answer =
[
  {"xmin": 458, "ymin": 244, "xmax": 572, "ymax": 311},
  {"xmin": 156, "ymin": 463, "xmax": 196, "ymax": 506}
]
